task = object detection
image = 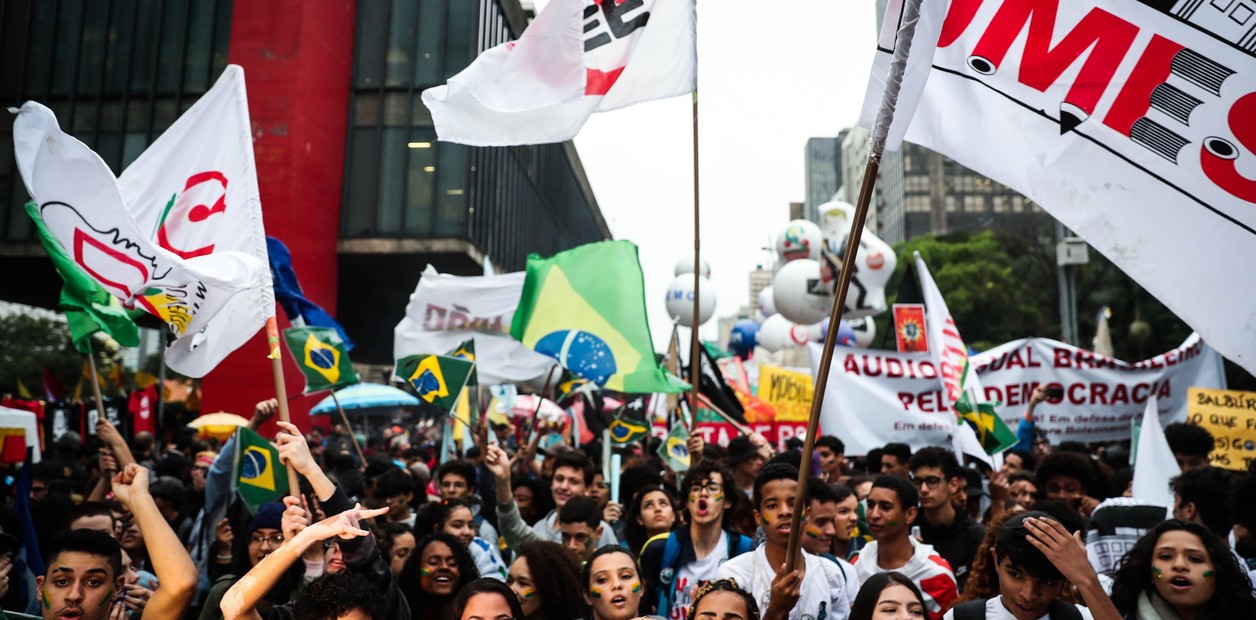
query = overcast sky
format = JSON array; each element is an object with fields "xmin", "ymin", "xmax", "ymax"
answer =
[{"xmin": 550, "ymin": 0, "xmax": 880, "ymax": 350}]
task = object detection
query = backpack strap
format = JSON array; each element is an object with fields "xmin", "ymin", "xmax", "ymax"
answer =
[
  {"xmin": 1046, "ymin": 600, "xmax": 1084, "ymax": 620},
  {"xmin": 952, "ymin": 600, "xmax": 986, "ymax": 620},
  {"xmin": 653, "ymin": 533, "xmax": 682, "ymax": 614},
  {"xmin": 729, "ymin": 532, "xmax": 754, "ymax": 557}
]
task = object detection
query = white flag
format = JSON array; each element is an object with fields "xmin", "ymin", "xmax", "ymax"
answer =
[
  {"xmin": 394, "ymin": 266, "xmax": 555, "ymax": 384},
  {"xmin": 1132, "ymin": 398, "xmax": 1180, "ymax": 509},
  {"xmin": 916, "ymin": 252, "xmax": 994, "ymax": 467},
  {"xmin": 858, "ymin": 0, "xmax": 948, "ymax": 151},
  {"xmin": 13, "ymin": 103, "xmax": 267, "ymax": 359},
  {"xmin": 421, "ymin": 0, "xmax": 695, "ymax": 146},
  {"xmin": 862, "ymin": 0, "xmax": 1256, "ymax": 376},
  {"xmin": 115, "ymin": 65, "xmax": 273, "ymax": 376}
]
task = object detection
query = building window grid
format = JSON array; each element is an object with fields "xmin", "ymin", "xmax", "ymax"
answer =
[{"xmin": 0, "ymin": 0, "xmax": 232, "ymax": 243}]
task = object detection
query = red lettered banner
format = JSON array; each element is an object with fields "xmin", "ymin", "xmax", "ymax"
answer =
[{"xmin": 810, "ymin": 334, "xmax": 1224, "ymax": 453}]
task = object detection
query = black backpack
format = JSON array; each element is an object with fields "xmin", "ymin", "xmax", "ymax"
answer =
[{"xmin": 951, "ymin": 599, "xmax": 1084, "ymax": 620}]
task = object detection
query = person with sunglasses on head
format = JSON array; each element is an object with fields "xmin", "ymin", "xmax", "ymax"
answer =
[
  {"xmin": 639, "ymin": 460, "xmax": 755, "ymax": 618},
  {"xmin": 687, "ymin": 578, "xmax": 761, "ymax": 620},
  {"xmin": 909, "ymin": 448, "xmax": 985, "ymax": 593}
]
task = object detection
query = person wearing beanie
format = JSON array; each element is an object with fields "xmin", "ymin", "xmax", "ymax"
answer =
[{"xmin": 198, "ymin": 501, "xmax": 288, "ymax": 620}]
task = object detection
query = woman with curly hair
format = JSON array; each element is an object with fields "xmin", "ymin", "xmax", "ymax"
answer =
[
  {"xmin": 399, "ymin": 531, "xmax": 480, "ymax": 620},
  {"xmin": 622, "ymin": 485, "xmax": 679, "ymax": 553},
  {"xmin": 687, "ymin": 578, "xmax": 760, "ymax": 620},
  {"xmin": 1109, "ymin": 520, "xmax": 1256, "ymax": 619},
  {"xmin": 414, "ymin": 498, "xmax": 507, "ymax": 580},
  {"xmin": 506, "ymin": 540, "xmax": 589, "ymax": 620}
]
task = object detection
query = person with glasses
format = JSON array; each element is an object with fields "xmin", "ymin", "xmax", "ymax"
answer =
[
  {"xmin": 198, "ymin": 502, "xmax": 287, "ymax": 620},
  {"xmin": 908, "ymin": 448, "xmax": 986, "ymax": 593},
  {"xmin": 852, "ymin": 476, "xmax": 958, "ymax": 620},
  {"xmin": 638, "ymin": 460, "xmax": 754, "ymax": 618}
]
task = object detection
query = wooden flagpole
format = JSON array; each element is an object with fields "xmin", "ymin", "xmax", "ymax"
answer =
[
  {"xmin": 266, "ymin": 316, "xmax": 302, "ymax": 498},
  {"xmin": 783, "ymin": 0, "xmax": 927, "ymax": 573},
  {"xmin": 689, "ymin": 89, "xmax": 702, "ymax": 432}
]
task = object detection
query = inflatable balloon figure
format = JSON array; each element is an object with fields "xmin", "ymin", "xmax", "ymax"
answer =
[{"xmin": 813, "ymin": 200, "xmax": 896, "ymax": 319}]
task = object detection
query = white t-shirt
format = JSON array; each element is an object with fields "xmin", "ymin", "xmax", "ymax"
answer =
[
  {"xmin": 940, "ymin": 596, "xmax": 1095, "ymax": 620},
  {"xmin": 717, "ymin": 545, "xmax": 850, "ymax": 620},
  {"xmin": 666, "ymin": 532, "xmax": 730, "ymax": 620}
]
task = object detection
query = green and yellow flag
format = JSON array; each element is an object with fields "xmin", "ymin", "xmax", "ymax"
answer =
[
  {"xmin": 395, "ymin": 354, "xmax": 475, "ymax": 412},
  {"xmin": 233, "ymin": 427, "xmax": 288, "ymax": 512},
  {"xmin": 657, "ymin": 422, "xmax": 691, "ymax": 473},
  {"xmin": 282, "ymin": 327, "xmax": 359, "ymax": 394},
  {"xmin": 511, "ymin": 241, "xmax": 688, "ymax": 394},
  {"xmin": 28, "ymin": 202, "xmax": 139, "ymax": 353},
  {"xmin": 446, "ymin": 339, "xmax": 478, "ymax": 387},
  {"xmin": 956, "ymin": 395, "xmax": 1018, "ymax": 455},
  {"xmin": 608, "ymin": 413, "xmax": 650, "ymax": 445}
]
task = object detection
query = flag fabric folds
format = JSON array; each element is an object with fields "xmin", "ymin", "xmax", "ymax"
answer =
[
  {"xmin": 688, "ymin": 341, "xmax": 748, "ymax": 426},
  {"xmin": 282, "ymin": 327, "xmax": 360, "ymax": 394},
  {"xmin": 862, "ymin": 0, "xmax": 1256, "ymax": 377},
  {"xmin": 232, "ymin": 427, "xmax": 288, "ymax": 513},
  {"xmin": 13, "ymin": 66, "xmax": 271, "ymax": 377},
  {"xmin": 916, "ymin": 253, "xmax": 1014, "ymax": 460},
  {"xmin": 395, "ymin": 354, "xmax": 475, "ymax": 412},
  {"xmin": 421, "ymin": 0, "xmax": 695, "ymax": 145},
  {"xmin": 27, "ymin": 202, "xmax": 140, "ymax": 353},
  {"xmin": 394, "ymin": 266, "xmax": 554, "ymax": 385},
  {"xmin": 657, "ymin": 422, "xmax": 691, "ymax": 473},
  {"xmin": 608, "ymin": 413, "xmax": 650, "ymax": 445},
  {"xmin": 1131, "ymin": 399, "xmax": 1180, "ymax": 509},
  {"xmin": 267, "ymin": 237, "xmax": 353, "ymax": 349},
  {"xmin": 511, "ymin": 241, "xmax": 688, "ymax": 394}
]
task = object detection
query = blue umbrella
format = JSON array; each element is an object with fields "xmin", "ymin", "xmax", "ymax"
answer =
[{"xmin": 309, "ymin": 383, "xmax": 420, "ymax": 416}]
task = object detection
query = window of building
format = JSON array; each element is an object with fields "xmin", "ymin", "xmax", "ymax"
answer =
[
  {"xmin": 946, "ymin": 196, "xmax": 957, "ymax": 212},
  {"xmin": 906, "ymin": 196, "xmax": 930, "ymax": 213},
  {"xmin": 964, "ymin": 195, "xmax": 986, "ymax": 212}
]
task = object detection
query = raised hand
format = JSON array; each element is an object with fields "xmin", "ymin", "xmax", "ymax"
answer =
[
  {"xmin": 764, "ymin": 565, "xmax": 803, "ymax": 620},
  {"xmin": 281, "ymin": 495, "xmax": 310, "ymax": 542},
  {"xmin": 485, "ymin": 443, "xmax": 511, "ymax": 483},
  {"xmin": 687, "ymin": 433, "xmax": 705, "ymax": 466},
  {"xmin": 111, "ymin": 463, "xmax": 149, "ymax": 509},
  {"xmin": 303, "ymin": 505, "xmax": 390, "ymax": 544},
  {"xmin": 250, "ymin": 398, "xmax": 279, "ymax": 430},
  {"xmin": 274, "ymin": 421, "xmax": 317, "ymax": 475}
]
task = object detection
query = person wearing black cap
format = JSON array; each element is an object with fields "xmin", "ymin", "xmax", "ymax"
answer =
[{"xmin": 944, "ymin": 511, "xmax": 1121, "ymax": 620}]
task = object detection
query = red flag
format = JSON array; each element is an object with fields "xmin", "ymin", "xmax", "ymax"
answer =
[
  {"xmin": 42, "ymin": 367, "xmax": 65, "ymax": 401},
  {"xmin": 129, "ymin": 385, "xmax": 158, "ymax": 436},
  {"xmin": 893, "ymin": 304, "xmax": 929, "ymax": 353}
]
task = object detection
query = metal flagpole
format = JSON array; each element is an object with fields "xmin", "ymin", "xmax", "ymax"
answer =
[{"xmin": 783, "ymin": 0, "xmax": 928, "ymax": 572}]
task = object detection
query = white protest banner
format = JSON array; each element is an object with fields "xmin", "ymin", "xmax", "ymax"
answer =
[
  {"xmin": 810, "ymin": 334, "xmax": 1224, "ymax": 454},
  {"xmin": 394, "ymin": 266, "xmax": 554, "ymax": 385},
  {"xmin": 861, "ymin": 0, "xmax": 1256, "ymax": 377}
]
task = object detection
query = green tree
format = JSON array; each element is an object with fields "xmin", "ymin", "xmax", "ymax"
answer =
[{"xmin": 0, "ymin": 310, "xmax": 126, "ymax": 400}]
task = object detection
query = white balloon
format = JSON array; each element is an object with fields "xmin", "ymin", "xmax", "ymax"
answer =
[
  {"xmin": 758, "ymin": 314, "xmax": 791, "ymax": 352},
  {"xmin": 850, "ymin": 317, "xmax": 877, "ymax": 348},
  {"xmin": 756, "ymin": 286, "xmax": 777, "ymax": 321},
  {"xmin": 816, "ymin": 201, "xmax": 898, "ymax": 319},
  {"xmin": 664, "ymin": 275, "xmax": 717, "ymax": 327},
  {"xmin": 776, "ymin": 220, "xmax": 824, "ymax": 263},
  {"xmin": 674, "ymin": 257, "xmax": 712, "ymax": 278},
  {"xmin": 772, "ymin": 259, "xmax": 832, "ymax": 325}
]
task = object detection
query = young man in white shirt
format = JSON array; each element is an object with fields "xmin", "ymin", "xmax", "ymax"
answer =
[{"xmin": 717, "ymin": 463, "xmax": 851, "ymax": 620}]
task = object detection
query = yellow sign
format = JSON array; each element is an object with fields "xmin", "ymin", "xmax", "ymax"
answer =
[
  {"xmin": 759, "ymin": 366, "xmax": 813, "ymax": 422},
  {"xmin": 1187, "ymin": 387, "xmax": 1256, "ymax": 471}
]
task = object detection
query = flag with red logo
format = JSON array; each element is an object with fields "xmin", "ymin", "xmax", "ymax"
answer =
[
  {"xmin": 861, "ymin": 0, "xmax": 1256, "ymax": 377},
  {"xmin": 14, "ymin": 66, "xmax": 273, "ymax": 377},
  {"xmin": 421, "ymin": 0, "xmax": 696, "ymax": 146},
  {"xmin": 893, "ymin": 304, "xmax": 929, "ymax": 353}
]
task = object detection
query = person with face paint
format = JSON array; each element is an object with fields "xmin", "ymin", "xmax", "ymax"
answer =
[
  {"xmin": 32, "ymin": 530, "xmax": 125, "ymax": 620},
  {"xmin": 505, "ymin": 540, "xmax": 589, "ymax": 620},
  {"xmin": 852, "ymin": 476, "xmax": 957, "ymax": 620},
  {"xmin": 639, "ymin": 461, "xmax": 755, "ymax": 619},
  {"xmin": 622, "ymin": 485, "xmax": 679, "ymax": 555},
  {"xmin": 717, "ymin": 463, "xmax": 852, "ymax": 620},
  {"xmin": 452, "ymin": 578, "xmax": 525, "ymax": 620},
  {"xmin": 1109, "ymin": 520, "xmax": 1256, "ymax": 620},
  {"xmin": 801, "ymin": 479, "xmax": 861, "ymax": 609},
  {"xmin": 583, "ymin": 546, "xmax": 646, "ymax": 620},
  {"xmin": 687, "ymin": 578, "xmax": 761, "ymax": 620},
  {"xmin": 399, "ymin": 532, "xmax": 479, "ymax": 620},
  {"xmin": 414, "ymin": 498, "xmax": 508, "ymax": 581},
  {"xmin": 944, "ymin": 511, "xmax": 1122, "ymax": 620}
]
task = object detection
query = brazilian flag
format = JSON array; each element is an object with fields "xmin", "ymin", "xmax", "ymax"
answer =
[
  {"xmin": 446, "ymin": 339, "xmax": 478, "ymax": 387},
  {"xmin": 657, "ymin": 422, "xmax": 691, "ymax": 473},
  {"xmin": 608, "ymin": 412, "xmax": 650, "ymax": 445},
  {"xmin": 511, "ymin": 241, "xmax": 688, "ymax": 394},
  {"xmin": 395, "ymin": 354, "xmax": 475, "ymax": 412},
  {"xmin": 955, "ymin": 395, "xmax": 1017, "ymax": 455},
  {"xmin": 283, "ymin": 327, "xmax": 359, "ymax": 394},
  {"xmin": 233, "ymin": 427, "xmax": 289, "ymax": 512}
]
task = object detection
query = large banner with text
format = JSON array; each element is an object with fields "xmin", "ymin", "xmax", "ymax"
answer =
[{"xmin": 809, "ymin": 334, "xmax": 1225, "ymax": 454}]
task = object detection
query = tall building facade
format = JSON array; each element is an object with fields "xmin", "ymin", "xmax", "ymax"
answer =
[
  {"xmin": 804, "ymin": 136, "xmax": 841, "ymax": 221},
  {"xmin": 0, "ymin": 0, "xmax": 609, "ymax": 419}
]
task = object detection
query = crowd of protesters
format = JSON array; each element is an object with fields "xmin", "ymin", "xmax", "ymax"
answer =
[{"xmin": 1, "ymin": 383, "xmax": 1255, "ymax": 620}]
